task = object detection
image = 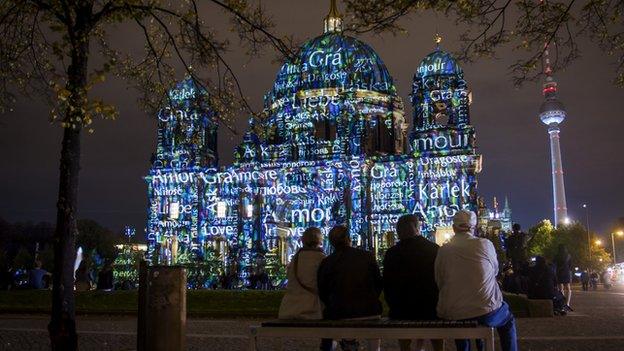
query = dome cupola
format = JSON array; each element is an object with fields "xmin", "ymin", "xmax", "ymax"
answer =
[{"xmin": 255, "ymin": 0, "xmax": 405, "ymax": 162}]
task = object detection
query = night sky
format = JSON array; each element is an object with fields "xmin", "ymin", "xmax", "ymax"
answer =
[{"xmin": 1, "ymin": 1, "xmax": 622, "ymax": 238}]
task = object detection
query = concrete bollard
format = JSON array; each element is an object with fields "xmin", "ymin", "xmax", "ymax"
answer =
[{"xmin": 138, "ymin": 263, "xmax": 187, "ymax": 351}]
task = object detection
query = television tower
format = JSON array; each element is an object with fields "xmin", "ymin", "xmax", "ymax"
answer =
[{"xmin": 539, "ymin": 42, "xmax": 568, "ymax": 225}]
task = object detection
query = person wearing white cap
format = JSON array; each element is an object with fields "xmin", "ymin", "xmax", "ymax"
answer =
[{"xmin": 434, "ymin": 210, "xmax": 517, "ymax": 351}]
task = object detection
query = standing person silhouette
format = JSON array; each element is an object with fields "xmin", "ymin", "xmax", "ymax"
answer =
[{"xmin": 554, "ymin": 244, "xmax": 573, "ymax": 310}]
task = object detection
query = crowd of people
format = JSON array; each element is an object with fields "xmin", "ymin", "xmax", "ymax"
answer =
[
  {"xmin": 500, "ymin": 223, "xmax": 616, "ymax": 316},
  {"xmin": 278, "ymin": 210, "xmax": 517, "ymax": 351},
  {"xmin": 0, "ymin": 258, "xmax": 116, "ymax": 291}
]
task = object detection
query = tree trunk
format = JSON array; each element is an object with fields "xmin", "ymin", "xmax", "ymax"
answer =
[{"xmin": 48, "ymin": 34, "xmax": 89, "ymax": 351}]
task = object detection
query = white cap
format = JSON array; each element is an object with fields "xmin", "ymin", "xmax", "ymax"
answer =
[{"xmin": 453, "ymin": 210, "xmax": 477, "ymax": 232}]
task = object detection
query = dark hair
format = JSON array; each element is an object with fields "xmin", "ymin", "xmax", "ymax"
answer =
[
  {"xmin": 396, "ymin": 214, "xmax": 419, "ymax": 240},
  {"xmin": 301, "ymin": 227, "xmax": 322, "ymax": 248},
  {"xmin": 328, "ymin": 225, "xmax": 350, "ymax": 250},
  {"xmin": 512, "ymin": 223, "xmax": 521, "ymax": 232}
]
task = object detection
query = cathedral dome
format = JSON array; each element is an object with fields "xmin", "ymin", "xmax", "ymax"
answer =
[
  {"xmin": 295, "ymin": 32, "xmax": 397, "ymax": 94},
  {"xmin": 256, "ymin": 0, "xmax": 406, "ymax": 161},
  {"xmin": 416, "ymin": 48, "xmax": 463, "ymax": 78},
  {"xmin": 266, "ymin": 32, "xmax": 398, "ymax": 106}
]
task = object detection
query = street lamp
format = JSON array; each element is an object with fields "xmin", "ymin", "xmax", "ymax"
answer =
[
  {"xmin": 611, "ymin": 230, "xmax": 624, "ymax": 264},
  {"xmin": 595, "ymin": 239, "xmax": 603, "ymax": 246},
  {"xmin": 582, "ymin": 204, "xmax": 591, "ymax": 260}
]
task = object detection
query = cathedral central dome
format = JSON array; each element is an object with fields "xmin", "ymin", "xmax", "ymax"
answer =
[
  {"xmin": 266, "ymin": 32, "xmax": 398, "ymax": 109},
  {"xmin": 249, "ymin": 0, "xmax": 405, "ymax": 162},
  {"xmin": 295, "ymin": 32, "xmax": 396, "ymax": 94}
]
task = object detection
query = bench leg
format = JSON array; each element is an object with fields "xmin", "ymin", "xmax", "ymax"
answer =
[
  {"xmin": 484, "ymin": 329, "xmax": 496, "ymax": 351},
  {"xmin": 248, "ymin": 328, "xmax": 257, "ymax": 351}
]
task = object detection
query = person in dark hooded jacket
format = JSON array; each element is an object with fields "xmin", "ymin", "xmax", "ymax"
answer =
[
  {"xmin": 383, "ymin": 214, "xmax": 443, "ymax": 351},
  {"xmin": 318, "ymin": 225, "xmax": 382, "ymax": 351}
]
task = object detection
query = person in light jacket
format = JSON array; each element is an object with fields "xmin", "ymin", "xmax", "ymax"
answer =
[
  {"xmin": 435, "ymin": 210, "xmax": 517, "ymax": 351},
  {"xmin": 278, "ymin": 227, "xmax": 326, "ymax": 319}
]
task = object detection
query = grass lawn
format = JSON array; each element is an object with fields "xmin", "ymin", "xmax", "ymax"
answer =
[{"xmin": 0, "ymin": 290, "xmax": 529, "ymax": 318}]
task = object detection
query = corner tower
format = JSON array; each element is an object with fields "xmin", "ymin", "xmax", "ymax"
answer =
[
  {"xmin": 152, "ymin": 77, "xmax": 218, "ymax": 169},
  {"xmin": 539, "ymin": 43, "xmax": 568, "ymax": 225},
  {"xmin": 409, "ymin": 37, "xmax": 481, "ymax": 238},
  {"xmin": 410, "ymin": 37, "xmax": 474, "ymax": 156}
]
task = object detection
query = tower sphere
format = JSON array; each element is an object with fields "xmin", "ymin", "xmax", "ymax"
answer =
[{"xmin": 539, "ymin": 76, "xmax": 566, "ymax": 126}]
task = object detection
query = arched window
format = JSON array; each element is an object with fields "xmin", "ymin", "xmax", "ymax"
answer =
[
  {"xmin": 315, "ymin": 118, "xmax": 336, "ymax": 141},
  {"xmin": 367, "ymin": 115, "xmax": 394, "ymax": 154}
]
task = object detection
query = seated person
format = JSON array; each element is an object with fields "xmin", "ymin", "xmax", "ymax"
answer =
[
  {"xmin": 318, "ymin": 225, "xmax": 383, "ymax": 351},
  {"xmin": 528, "ymin": 256, "xmax": 566, "ymax": 315},
  {"xmin": 279, "ymin": 227, "xmax": 330, "ymax": 350},
  {"xmin": 28, "ymin": 260, "xmax": 50, "ymax": 289},
  {"xmin": 384, "ymin": 214, "xmax": 443, "ymax": 351},
  {"xmin": 527, "ymin": 256, "xmax": 555, "ymax": 299},
  {"xmin": 278, "ymin": 227, "xmax": 326, "ymax": 319},
  {"xmin": 435, "ymin": 210, "xmax": 518, "ymax": 351}
]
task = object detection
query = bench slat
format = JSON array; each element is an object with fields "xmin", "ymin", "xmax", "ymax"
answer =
[
  {"xmin": 249, "ymin": 324, "xmax": 496, "ymax": 351},
  {"xmin": 261, "ymin": 318, "xmax": 479, "ymax": 328}
]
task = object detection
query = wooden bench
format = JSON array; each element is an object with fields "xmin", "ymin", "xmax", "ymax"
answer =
[{"xmin": 249, "ymin": 319, "xmax": 495, "ymax": 351}]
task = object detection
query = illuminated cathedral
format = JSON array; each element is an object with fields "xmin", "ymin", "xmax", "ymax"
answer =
[{"xmin": 145, "ymin": 1, "xmax": 481, "ymax": 285}]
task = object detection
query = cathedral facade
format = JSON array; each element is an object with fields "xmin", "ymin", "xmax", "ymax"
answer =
[{"xmin": 145, "ymin": 5, "xmax": 481, "ymax": 283}]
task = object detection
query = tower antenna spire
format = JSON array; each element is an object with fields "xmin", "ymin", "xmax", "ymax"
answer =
[{"xmin": 324, "ymin": 0, "xmax": 343, "ymax": 33}]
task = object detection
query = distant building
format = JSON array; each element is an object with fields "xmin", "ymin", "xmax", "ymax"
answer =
[{"xmin": 478, "ymin": 196, "xmax": 512, "ymax": 235}]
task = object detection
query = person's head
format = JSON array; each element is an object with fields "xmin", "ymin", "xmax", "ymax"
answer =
[
  {"xmin": 301, "ymin": 227, "xmax": 322, "ymax": 248},
  {"xmin": 396, "ymin": 214, "xmax": 420, "ymax": 240},
  {"xmin": 34, "ymin": 260, "xmax": 42, "ymax": 269},
  {"xmin": 328, "ymin": 225, "xmax": 350, "ymax": 251},
  {"xmin": 512, "ymin": 223, "xmax": 521, "ymax": 232},
  {"xmin": 452, "ymin": 210, "xmax": 477, "ymax": 235}
]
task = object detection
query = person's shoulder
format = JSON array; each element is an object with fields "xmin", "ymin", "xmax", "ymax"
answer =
[
  {"xmin": 476, "ymin": 236, "xmax": 495, "ymax": 248},
  {"xmin": 350, "ymin": 246, "xmax": 367, "ymax": 254},
  {"xmin": 319, "ymin": 253, "xmax": 333, "ymax": 266},
  {"xmin": 352, "ymin": 247, "xmax": 376, "ymax": 260},
  {"xmin": 418, "ymin": 236, "xmax": 440, "ymax": 250},
  {"xmin": 384, "ymin": 243, "xmax": 400, "ymax": 256}
]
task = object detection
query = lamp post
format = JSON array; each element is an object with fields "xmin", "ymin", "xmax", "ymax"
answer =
[
  {"xmin": 582, "ymin": 204, "xmax": 591, "ymax": 260},
  {"xmin": 611, "ymin": 230, "xmax": 624, "ymax": 264}
]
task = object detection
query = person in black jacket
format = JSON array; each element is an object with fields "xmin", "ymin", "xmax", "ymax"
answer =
[
  {"xmin": 528, "ymin": 256, "xmax": 566, "ymax": 315},
  {"xmin": 96, "ymin": 261, "xmax": 114, "ymax": 291},
  {"xmin": 318, "ymin": 225, "xmax": 382, "ymax": 351},
  {"xmin": 384, "ymin": 214, "xmax": 444, "ymax": 351},
  {"xmin": 527, "ymin": 256, "xmax": 556, "ymax": 299}
]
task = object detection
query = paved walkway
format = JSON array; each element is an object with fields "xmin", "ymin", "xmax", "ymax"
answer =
[{"xmin": 1, "ymin": 286, "xmax": 624, "ymax": 350}]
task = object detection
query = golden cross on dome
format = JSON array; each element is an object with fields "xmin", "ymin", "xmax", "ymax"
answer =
[
  {"xmin": 434, "ymin": 33, "xmax": 443, "ymax": 45},
  {"xmin": 324, "ymin": 0, "xmax": 343, "ymax": 33}
]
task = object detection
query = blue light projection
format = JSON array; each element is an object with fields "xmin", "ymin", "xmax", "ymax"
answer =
[{"xmin": 145, "ymin": 34, "xmax": 481, "ymax": 287}]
